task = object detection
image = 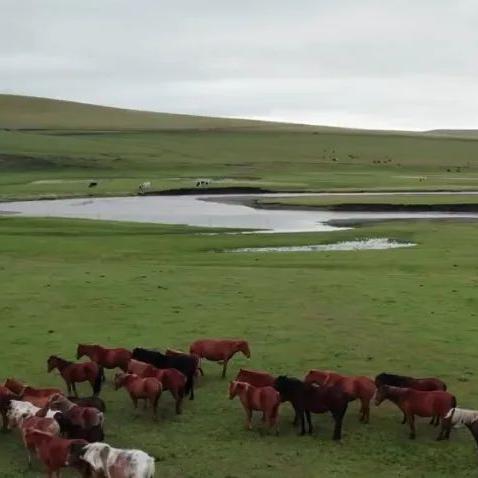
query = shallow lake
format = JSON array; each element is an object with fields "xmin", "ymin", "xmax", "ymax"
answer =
[{"xmin": 1, "ymin": 193, "xmax": 478, "ymax": 233}]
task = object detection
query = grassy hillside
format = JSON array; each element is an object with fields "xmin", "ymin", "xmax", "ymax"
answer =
[{"xmin": 1, "ymin": 95, "xmax": 478, "ymax": 199}]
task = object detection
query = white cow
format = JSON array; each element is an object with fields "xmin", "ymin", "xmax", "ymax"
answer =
[{"xmin": 72, "ymin": 442, "xmax": 155, "ymax": 478}]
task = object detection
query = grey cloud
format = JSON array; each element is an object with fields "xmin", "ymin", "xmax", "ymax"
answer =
[{"xmin": 1, "ymin": 0, "xmax": 477, "ymax": 129}]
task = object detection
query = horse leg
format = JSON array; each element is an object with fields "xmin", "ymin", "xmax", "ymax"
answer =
[
  {"xmin": 360, "ymin": 398, "xmax": 370, "ymax": 423},
  {"xmin": 305, "ymin": 410, "xmax": 313, "ymax": 434},
  {"xmin": 221, "ymin": 359, "xmax": 229, "ymax": 379},
  {"xmin": 332, "ymin": 405, "xmax": 347, "ymax": 440},
  {"xmin": 466, "ymin": 423, "xmax": 478, "ymax": 447},
  {"xmin": 152, "ymin": 395, "xmax": 159, "ymax": 419},
  {"xmin": 245, "ymin": 407, "xmax": 253, "ymax": 430},
  {"xmin": 437, "ymin": 418, "xmax": 450, "ymax": 441},
  {"xmin": 297, "ymin": 407, "xmax": 306, "ymax": 436},
  {"xmin": 174, "ymin": 390, "xmax": 183, "ymax": 415},
  {"xmin": 72, "ymin": 382, "xmax": 78, "ymax": 398},
  {"xmin": 401, "ymin": 413, "xmax": 407, "ymax": 424},
  {"xmin": 407, "ymin": 414, "xmax": 416, "ymax": 439}
]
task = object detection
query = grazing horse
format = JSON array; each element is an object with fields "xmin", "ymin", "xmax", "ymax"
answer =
[
  {"xmin": 47, "ymin": 355, "xmax": 103, "ymax": 397},
  {"xmin": 24, "ymin": 429, "xmax": 87, "ymax": 478},
  {"xmin": 274, "ymin": 375, "xmax": 349, "ymax": 440},
  {"xmin": 189, "ymin": 339, "xmax": 251, "ymax": 378},
  {"xmin": 4, "ymin": 378, "xmax": 62, "ymax": 408},
  {"xmin": 42, "ymin": 394, "xmax": 105, "ymax": 442},
  {"xmin": 132, "ymin": 347, "xmax": 196, "ymax": 400},
  {"xmin": 114, "ymin": 372, "xmax": 162, "ymax": 418},
  {"xmin": 68, "ymin": 442, "xmax": 155, "ymax": 478},
  {"xmin": 229, "ymin": 381, "xmax": 280, "ymax": 434},
  {"xmin": 166, "ymin": 348, "xmax": 204, "ymax": 377},
  {"xmin": 439, "ymin": 408, "xmax": 478, "ymax": 443},
  {"xmin": 77, "ymin": 344, "xmax": 132, "ymax": 377},
  {"xmin": 375, "ymin": 373, "xmax": 447, "ymax": 391},
  {"xmin": 235, "ymin": 368, "xmax": 276, "ymax": 388},
  {"xmin": 128, "ymin": 360, "xmax": 186, "ymax": 414},
  {"xmin": 374, "ymin": 385, "xmax": 456, "ymax": 439},
  {"xmin": 7, "ymin": 400, "xmax": 61, "ymax": 466},
  {"xmin": 305, "ymin": 370, "xmax": 376, "ymax": 423}
]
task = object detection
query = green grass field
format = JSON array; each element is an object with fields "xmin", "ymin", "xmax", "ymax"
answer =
[
  {"xmin": 1, "ymin": 217, "xmax": 478, "ymax": 477},
  {"xmin": 1, "ymin": 95, "xmax": 478, "ymax": 201},
  {"xmin": 258, "ymin": 193, "xmax": 478, "ymax": 208}
]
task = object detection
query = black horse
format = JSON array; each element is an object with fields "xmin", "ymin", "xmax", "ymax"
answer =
[
  {"xmin": 375, "ymin": 373, "xmax": 447, "ymax": 391},
  {"xmin": 132, "ymin": 347, "xmax": 196, "ymax": 400},
  {"xmin": 274, "ymin": 375, "xmax": 349, "ymax": 440}
]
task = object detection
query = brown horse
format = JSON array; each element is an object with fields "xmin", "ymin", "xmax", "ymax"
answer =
[
  {"xmin": 235, "ymin": 368, "xmax": 276, "ymax": 388},
  {"xmin": 375, "ymin": 385, "xmax": 456, "ymax": 439},
  {"xmin": 305, "ymin": 370, "xmax": 376, "ymax": 423},
  {"xmin": 229, "ymin": 381, "xmax": 281, "ymax": 434},
  {"xmin": 190, "ymin": 339, "xmax": 251, "ymax": 378},
  {"xmin": 47, "ymin": 356, "xmax": 102, "ymax": 397},
  {"xmin": 77, "ymin": 344, "xmax": 132, "ymax": 377},
  {"xmin": 114, "ymin": 373, "xmax": 162, "ymax": 418},
  {"xmin": 128, "ymin": 360, "xmax": 186, "ymax": 414},
  {"xmin": 4, "ymin": 378, "xmax": 62, "ymax": 408}
]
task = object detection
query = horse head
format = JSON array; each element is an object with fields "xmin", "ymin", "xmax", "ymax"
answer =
[
  {"xmin": 76, "ymin": 344, "xmax": 88, "ymax": 360},
  {"xmin": 47, "ymin": 355, "xmax": 60, "ymax": 373},
  {"xmin": 113, "ymin": 373, "xmax": 127, "ymax": 390},
  {"xmin": 374, "ymin": 385, "xmax": 390, "ymax": 406},
  {"xmin": 237, "ymin": 341, "xmax": 251, "ymax": 358},
  {"xmin": 229, "ymin": 380, "xmax": 249, "ymax": 399}
]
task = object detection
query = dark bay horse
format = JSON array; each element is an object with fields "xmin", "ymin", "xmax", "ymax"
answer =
[
  {"xmin": 132, "ymin": 347, "xmax": 196, "ymax": 400},
  {"xmin": 77, "ymin": 344, "xmax": 132, "ymax": 378},
  {"xmin": 375, "ymin": 373, "xmax": 447, "ymax": 391},
  {"xmin": 274, "ymin": 376, "xmax": 349, "ymax": 440},
  {"xmin": 375, "ymin": 385, "xmax": 456, "ymax": 439},
  {"xmin": 47, "ymin": 356, "xmax": 103, "ymax": 397},
  {"xmin": 305, "ymin": 370, "xmax": 376, "ymax": 423}
]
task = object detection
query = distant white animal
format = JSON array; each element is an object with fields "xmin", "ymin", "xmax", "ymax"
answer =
[
  {"xmin": 195, "ymin": 179, "xmax": 210, "ymax": 187},
  {"xmin": 138, "ymin": 181, "xmax": 152, "ymax": 194},
  {"xmin": 72, "ymin": 442, "xmax": 155, "ymax": 478}
]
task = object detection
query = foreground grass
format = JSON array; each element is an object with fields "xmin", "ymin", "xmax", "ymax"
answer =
[{"xmin": 1, "ymin": 217, "xmax": 478, "ymax": 477}]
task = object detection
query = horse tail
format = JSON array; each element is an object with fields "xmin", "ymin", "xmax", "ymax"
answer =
[
  {"xmin": 451, "ymin": 395, "xmax": 457, "ymax": 409},
  {"xmin": 93, "ymin": 367, "xmax": 103, "ymax": 396}
]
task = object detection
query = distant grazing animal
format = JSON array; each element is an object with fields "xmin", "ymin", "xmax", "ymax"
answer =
[
  {"xmin": 114, "ymin": 372, "xmax": 162, "ymax": 418},
  {"xmin": 42, "ymin": 394, "xmax": 105, "ymax": 442},
  {"xmin": 132, "ymin": 347, "xmax": 197, "ymax": 400},
  {"xmin": 195, "ymin": 179, "xmax": 210, "ymax": 187},
  {"xmin": 68, "ymin": 442, "xmax": 155, "ymax": 478},
  {"xmin": 229, "ymin": 381, "xmax": 280, "ymax": 434},
  {"xmin": 67, "ymin": 395, "xmax": 106, "ymax": 412},
  {"xmin": 439, "ymin": 407, "xmax": 478, "ymax": 443},
  {"xmin": 235, "ymin": 368, "xmax": 276, "ymax": 388},
  {"xmin": 24, "ymin": 429, "xmax": 87, "ymax": 478},
  {"xmin": 374, "ymin": 385, "xmax": 456, "ymax": 439},
  {"xmin": 7, "ymin": 400, "xmax": 61, "ymax": 466},
  {"xmin": 88, "ymin": 181, "xmax": 98, "ymax": 188},
  {"xmin": 166, "ymin": 348, "xmax": 204, "ymax": 377},
  {"xmin": 305, "ymin": 370, "xmax": 376, "ymax": 423},
  {"xmin": 4, "ymin": 378, "xmax": 63, "ymax": 408},
  {"xmin": 138, "ymin": 181, "xmax": 152, "ymax": 194},
  {"xmin": 47, "ymin": 355, "xmax": 103, "ymax": 397},
  {"xmin": 274, "ymin": 376, "xmax": 349, "ymax": 440},
  {"xmin": 127, "ymin": 360, "xmax": 186, "ymax": 414},
  {"xmin": 189, "ymin": 339, "xmax": 251, "ymax": 378},
  {"xmin": 77, "ymin": 344, "xmax": 132, "ymax": 378}
]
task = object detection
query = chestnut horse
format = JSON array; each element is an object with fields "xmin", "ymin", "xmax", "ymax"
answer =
[
  {"xmin": 235, "ymin": 368, "xmax": 276, "ymax": 388},
  {"xmin": 47, "ymin": 356, "xmax": 102, "ymax": 397},
  {"xmin": 114, "ymin": 373, "xmax": 162, "ymax": 418},
  {"xmin": 305, "ymin": 370, "xmax": 376, "ymax": 423},
  {"xmin": 375, "ymin": 385, "xmax": 456, "ymax": 439},
  {"xmin": 77, "ymin": 344, "xmax": 132, "ymax": 378},
  {"xmin": 128, "ymin": 360, "xmax": 186, "ymax": 414},
  {"xmin": 229, "ymin": 381, "xmax": 281, "ymax": 434},
  {"xmin": 189, "ymin": 339, "xmax": 251, "ymax": 378},
  {"xmin": 4, "ymin": 378, "xmax": 62, "ymax": 408}
]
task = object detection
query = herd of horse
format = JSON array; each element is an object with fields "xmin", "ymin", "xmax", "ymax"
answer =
[{"xmin": 0, "ymin": 339, "xmax": 477, "ymax": 477}]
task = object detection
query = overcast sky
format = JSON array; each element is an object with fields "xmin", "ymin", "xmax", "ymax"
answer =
[{"xmin": 1, "ymin": 0, "xmax": 477, "ymax": 130}]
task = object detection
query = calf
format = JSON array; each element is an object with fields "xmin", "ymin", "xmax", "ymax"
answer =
[
  {"xmin": 189, "ymin": 339, "xmax": 250, "ymax": 378},
  {"xmin": 24, "ymin": 429, "xmax": 87, "ymax": 478},
  {"xmin": 69, "ymin": 442, "xmax": 155, "ymax": 478}
]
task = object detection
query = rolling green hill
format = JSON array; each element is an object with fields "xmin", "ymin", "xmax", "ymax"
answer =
[{"xmin": 1, "ymin": 94, "xmax": 478, "ymax": 199}]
